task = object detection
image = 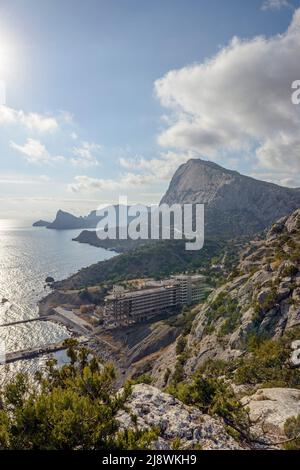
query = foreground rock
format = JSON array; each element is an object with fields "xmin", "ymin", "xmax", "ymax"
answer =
[
  {"xmin": 117, "ymin": 384, "xmax": 243, "ymax": 450},
  {"xmin": 242, "ymin": 388, "xmax": 300, "ymax": 439}
]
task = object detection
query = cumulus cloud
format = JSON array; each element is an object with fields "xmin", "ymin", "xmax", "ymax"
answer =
[
  {"xmin": 0, "ymin": 105, "xmax": 59, "ymax": 132},
  {"xmin": 10, "ymin": 138, "xmax": 65, "ymax": 165},
  {"xmin": 70, "ymin": 141, "xmax": 101, "ymax": 168},
  {"xmin": 154, "ymin": 9, "xmax": 300, "ymax": 184},
  {"xmin": 262, "ymin": 0, "xmax": 293, "ymax": 11}
]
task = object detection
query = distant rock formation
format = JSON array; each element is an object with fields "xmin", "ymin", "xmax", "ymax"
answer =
[
  {"xmin": 32, "ymin": 220, "xmax": 50, "ymax": 227},
  {"xmin": 46, "ymin": 210, "xmax": 95, "ymax": 230},
  {"xmin": 161, "ymin": 158, "xmax": 300, "ymax": 237},
  {"xmin": 43, "ymin": 206, "xmax": 150, "ymax": 230}
]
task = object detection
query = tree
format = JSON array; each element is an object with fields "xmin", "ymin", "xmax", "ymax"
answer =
[{"xmin": 0, "ymin": 340, "xmax": 156, "ymax": 450}]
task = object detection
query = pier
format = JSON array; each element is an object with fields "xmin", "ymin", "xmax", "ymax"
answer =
[
  {"xmin": 0, "ymin": 317, "xmax": 47, "ymax": 327},
  {"xmin": 3, "ymin": 336, "xmax": 89, "ymax": 364}
]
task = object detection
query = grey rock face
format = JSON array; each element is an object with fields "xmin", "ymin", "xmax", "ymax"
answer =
[
  {"xmin": 161, "ymin": 159, "xmax": 300, "ymax": 237},
  {"xmin": 241, "ymin": 388, "xmax": 300, "ymax": 439},
  {"xmin": 117, "ymin": 384, "xmax": 242, "ymax": 450},
  {"xmin": 185, "ymin": 208, "xmax": 300, "ymax": 372}
]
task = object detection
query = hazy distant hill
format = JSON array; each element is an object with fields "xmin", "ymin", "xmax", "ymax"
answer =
[
  {"xmin": 37, "ymin": 206, "xmax": 149, "ymax": 230},
  {"xmin": 32, "ymin": 219, "xmax": 51, "ymax": 227},
  {"xmin": 46, "ymin": 210, "xmax": 98, "ymax": 230}
]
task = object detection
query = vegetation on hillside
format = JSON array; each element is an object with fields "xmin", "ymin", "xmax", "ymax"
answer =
[
  {"xmin": 55, "ymin": 238, "xmax": 235, "ymax": 290},
  {"xmin": 0, "ymin": 340, "xmax": 156, "ymax": 450}
]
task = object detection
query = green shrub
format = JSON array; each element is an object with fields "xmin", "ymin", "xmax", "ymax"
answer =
[
  {"xmin": 0, "ymin": 341, "xmax": 155, "ymax": 450},
  {"xmin": 168, "ymin": 374, "xmax": 251, "ymax": 443},
  {"xmin": 234, "ymin": 331, "xmax": 300, "ymax": 388},
  {"xmin": 176, "ymin": 336, "xmax": 187, "ymax": 355},
  {"xmin": 284, "ymin": 414, "xmax": 300, "ymax": 450},
  {"xmin": 205, "ymin": 292, "xmax": 241, "ymax": 336}
]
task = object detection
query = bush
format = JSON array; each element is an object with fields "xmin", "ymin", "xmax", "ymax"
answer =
[
  {"xmin": 176, "ymin": 336, "xmax": 187, "ymax": 355},
  {"xmin": 234, "ymin": 331, "xmax": 300, "ymax": 388},
  {"xmin": 284, "ymin": 414, "xmax": 300, "ymax": 450},
  {"xmin": 131, "ymin": 374, "xmax": 153, "ymax": 385},
  {"xmin": 0, "ymin": 341, "xmax": 155, "ymax": 450},
  {"xmin": 168, "ymin": 373, "xmax": 251, "ymax": 443},
  {"xmin": 205, "ymin": 292, "xmax": 241, "ymax": 336}
]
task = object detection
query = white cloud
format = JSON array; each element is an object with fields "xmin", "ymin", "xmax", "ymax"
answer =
[
  {"xmin": 154, "ymin": 8, "xmax": 300, "ymax": 185},
  {"xmin": 0, "ymin": 173, "xmax": 51, "ymax": 184},
  {"xmin": 0, "ymin": 105, "xmax": 59, "ymax": 132},
  {"xmin": 119, "ymin": 150, "xmax": 195, "ymax": 181},
  {"xmin": 262, "ymin": 0, "xmax": 293, "ymax": 11},
  {"xmin": 10, "ymin": 138, "xmax": 65, "ymax": 165},
  {"xmin": 68, "ymin": 172, "xmax": 155, "ymax": 193},
  {"xmin": 68, "ymin": 150, "xmax": 192, "ymax": 194},
  {"xmin": 70, "ymin": 141, "xmax": 101, "ymax": 168}
]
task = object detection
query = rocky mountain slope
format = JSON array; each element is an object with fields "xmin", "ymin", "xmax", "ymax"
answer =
[
  {"xmin": 161, "ymin": 159, "xmax": 300, "ymax": 237},
  {"xmin": 184, "ymin": 208, "xmax": 300, "ymax": 371},
  {"xmin": 143, "ymin": 209, "xmax": 300, "ymax": 447}
]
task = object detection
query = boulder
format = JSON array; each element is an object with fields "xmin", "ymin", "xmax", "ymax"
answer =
[
  {"xmin": 242, "ymin": 388, "xmax": 300, "ymax": 438},
  {"xmin": 117, "ymin": 384, "xmax": 242, "ymax": 450},
  {"xmin": 285, "ymin": 209, "xmax": 300, "ymax": 234}
]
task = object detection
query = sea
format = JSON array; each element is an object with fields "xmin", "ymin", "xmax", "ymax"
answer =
[{"xmin": 0, "ymin": 219, "xmax": 116, "ymax": 383}]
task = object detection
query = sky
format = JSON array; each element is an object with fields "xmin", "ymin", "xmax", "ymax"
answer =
[{"xmin": 0, "ymin": 0, "xmax": 300, "ymax": 220}]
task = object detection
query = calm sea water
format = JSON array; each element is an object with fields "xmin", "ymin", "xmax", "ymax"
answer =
[{"xmin": 0, "ymin": 219, "xmax": 115, "ymax": 357}]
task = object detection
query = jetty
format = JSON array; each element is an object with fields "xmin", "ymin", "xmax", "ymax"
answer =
[
  {"xmin": 3, "ymin": 336, "xmax": 89, "ymax": 364},
  {"xmin": 0, "ymin": 317, "xmax": 48, "ymax": 327}
]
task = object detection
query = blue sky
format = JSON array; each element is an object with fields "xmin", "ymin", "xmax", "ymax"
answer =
[{"xmin": 0, "ymin": 0, "xmax": 299, "ymax": 219}]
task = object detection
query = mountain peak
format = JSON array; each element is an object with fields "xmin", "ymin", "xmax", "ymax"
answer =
[{"xmin": 161, "ymin": 159, "xmax": 300, "ymax": 237}]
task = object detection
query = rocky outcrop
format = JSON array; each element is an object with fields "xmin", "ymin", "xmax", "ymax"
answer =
[
  {"xmin": 45, "ymin": 205, "xmax": 150, "ymax": 230},
  {"xmin": 47, "ymin": 210, "xmax": 96, "ymax": 230},
  {"xmin": 161, "ymin": 159, "xmax": 300, "ymax": 237},
  {"xmin": 32, "ymin": 219, "xmax": 50, "ymax": 227},
  {"xmin": 185, "ymin": 208, "xmax": 300, "ymax": 372},
  {"xmin": 241, "ymin": 388, "xmax": 300, "ymax": 439},
  {"xmin": 117, "ymin": 384, "xmax": 243, "ymax": 449}
]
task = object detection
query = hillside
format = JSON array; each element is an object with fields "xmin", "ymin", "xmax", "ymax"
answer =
[
  {"xmin": 184, "ymin": 208, "xmax": 300, "ymax": 371},
  {"xmin": 54, "ymin": 238, "xmax": 230, "ymax": 290},
  {"xmin": 144, "ymin": 209, "xmax": 300, "ymax": 446},
  {"xmin": 161, "ymin": 159, "xmax": 300, "ymax": 237}
]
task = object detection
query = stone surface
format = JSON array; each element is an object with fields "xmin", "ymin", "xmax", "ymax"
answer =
[
  {"xmin": 184, "ymin": 208, "xmax": 300, "ymax": 373},
  {"xmin": 117, "ymin": 384, "xmax": 242, "ymax": 450},
  {"xmin": 242, "ymin": 388, "xmax": 300, "ymax": 438}
]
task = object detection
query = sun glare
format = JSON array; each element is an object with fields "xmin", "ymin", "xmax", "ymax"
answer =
[{"xmin": 0, "ymin": 32, "xmax": 15, "ymax": 77}]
